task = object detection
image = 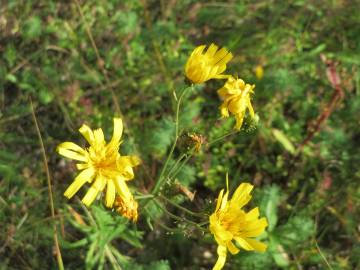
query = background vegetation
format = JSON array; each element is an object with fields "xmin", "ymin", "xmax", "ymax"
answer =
[{"xmin": 1, "ymin": 0, "xmax": 359, "ymax": 269}]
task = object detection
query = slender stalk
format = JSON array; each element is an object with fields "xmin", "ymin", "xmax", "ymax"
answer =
[
  {"xmin": 153, "ymin": 199, "xmax": 207, "ymax": 232},
  {"xmin": 30, "ymin": 98, "xmax": 64, "ymax": 270},
  {"xmin": 315, "ymin": 239, "xmax": 333, "ymax": 270},
  {"xmin": 144, "ymin": 207, "xmax": 180, "ymax": 233},
  {"xmin": 134, "ymin": 194, "xmax": 155, "ymax": 200},
  {"xmin": 158, "ymin": 194, "xmax": 205, "ymax": 218},
  {"xmin": 151, "ymin": 86, "xmax": 192, "ymax": 195},
  {"xmin": 167, "ymin": 149, "xmax": 194, "ymax": 180},
  {"xmin": 207, "ymin": 130, "xmax": 239, "ymax": 147},
  {"xmin": 105, "ymin": 245, "xmax": 122, "ymax": 270},
  {"xmin": 164, "ymin": 153, "xmax": 187, "ymax": 180}
]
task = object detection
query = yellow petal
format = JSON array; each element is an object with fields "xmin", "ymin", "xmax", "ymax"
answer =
[
  {"xmin": 93, "ymin": 128, "xmax": 105, "ymax": 144},
  {"xmin": 205, "ymin": 43, "xmax": 219, "ymax": 58},
  {"xmin": 105, "ymin": 180, "xmax": 116, "ymax": 208},
  {"xmin": 215, "ymin": 189, "xmax": 224, "ymax": 212},
  {"xmin": 79, "ymin": 124, "xmax": 95, "ymax": 145},
  {"xmin": 244, "ymin": 238, "xmax": 267, "ymax": 252},
  {"xmin": 227, "ymin": 241, "xmax": 240, "ymax": 255},
  {"xmin": 57, "ymin": 142, "xmax": 87, "ymax": 162},
  {"xmin": 210, "ymin": 219, "xmax": 233, "ymax": 243},
  {"xmin": 234, "ymin": 112, "xmax": 245, "ymax": 130},
  {"xmin": 109, "ymin": 118, "xmax": 123, "ymax": 148},
  {"xmin": 82, "ymin": 176, "xmax": 106, "ymax": 206},
  {"xmin": 220, "ymin": 190, "xmax": 229, "ymax": 211},
  {"xmin": 216, "ymin": 51, "xmax": 233, "ymax": 66},
  {"xmin": 230, "ymin": 183, "xmax": 254, "ymax": 209},
  {"xmin": 81, "ymin": 188, "xmax": 98, "ymax": 207},
  {"xmin": 114, "ymin": 176, "xmax": 132, "ymax": 200},
  {"xmin": 246, "ymin": 207, "xmax": 260, "ymax": 221},
  {"xmin": 234, "ymin": 237, "xmax": 253, "ymax": 251},
  {"xmin": 193, "ymin": 44, "xmax": 206, "ymax": 55},
  {"xmin": 234, "ymin": 237, "xmax": 267, "ymax": 252},
  {"xmin": 212, "ymin": 245, "xmax": 227, "ymax": 270},
  {"xmin": 117, "ymin": 156, "xmax": 141, "ymax": 180},
  {"xmin": 228, "ymin": 96, "xmax": 246, "ymax": 114},
  {"xmin": 241, "ymin": 217, "xmax": 268, "ymax": 237},
  {"xmin": 212, "ymin": 48, "xmax": 230, "ymax": 64},
  {"xmin": 247, "ymin": 98, "xmax": 255, "ymax": 118},
  {"xmin": 64, "ymin": 168, "xmax": 95, "ymax": 199},
  {"xmin": 57, "ymin": 142, "xmax": 85, "ymax": 154},
  {"xmin": 219, "ymin": 103, "xmax": 229, "ymax": 118},
  {"xmin": 76, "ymin": 163, "xmax": 89, "ymax": 170},
  {"xmin": 213, "ymin": 73, "xmax": 231, "ymax": 80},
  {"xmin": 217, "ymin": 87, "xmax": 229, "ymax": 99}
]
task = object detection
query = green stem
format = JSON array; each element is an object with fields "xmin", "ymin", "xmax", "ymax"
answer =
[
  {"xmin": 165, "ymin": 153, "xmax": 187, "ymax": 180},
  {"xmin": 153, "ymin": 199, "xmax": 207, "ymax": 232},
  {"xmin": 158, "ymin": 194, "xmax": 205, "ymax": 218},
  {"xmin": 134, "ymin": 194, "xmax": 155, "ymax": 200},
  {"xmin": 207, "ymin": 130, "xmax": 239, "ymax": 147},
  {"xmin": 151, "ymin": 85, "xmax": 193, "ymax": 195},
  {"xmin": 198, "ymin": 221, "xmax": 210, "ymax": 227},
  {"xmin": 168, "ymin": 149, "xmax": 195, "ymax": 180}
]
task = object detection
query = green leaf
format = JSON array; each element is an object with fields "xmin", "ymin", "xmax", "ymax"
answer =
[
  {"xmin": 5, "ymin": 74, "xmax": 17, "ymax": 83},
  {"xmin": 148, "ymin": 260, "xmax": 171, "ymax": 270},
  {"xmin": 234, "ymin": 251, "xmax": 274, "ymax": 269},
  {"xmin": 257, "ymin": 185, "xmax": 282, "ymax": 232},
  {"xmin": 269, "ymin": 235, "xmax": 290, "ymax": 267},
  {"xmin": 23, "ymin": 16, "xmax": 42, "ymax": 40},
  {"xmin": 143, "ymin": 117, "xmax": 175, "ymax": 157},
  {"xmin": 272, "ymin": 128, "xmax": 296, "ymax": 154},
  {"xmin": 275, "ymin": 215, "xmax": 315, "ymax": 247},
  {"xmin": 38, "ymin": 89, "xmax": 54, "ymax": 104}
]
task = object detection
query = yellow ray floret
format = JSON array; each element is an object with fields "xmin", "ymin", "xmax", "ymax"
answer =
[
  {"xmin": 57, "ymin": 118, "xmax": 140, "ymax": 220},
  {"xmin": 209, "ymin": 175, "xmax": 268, "ymax": 270},
  {"xmin": 185, "ymin": 43, "xmax": 233, "ymax": 84},
  {"xmin": 218, "ymin": 76, "xmax": 255, "ymax": 130}
]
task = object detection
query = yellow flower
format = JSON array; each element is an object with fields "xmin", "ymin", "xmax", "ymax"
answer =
[
  {"xmin": 185, "ymin": 43, "xmax": 233, "ymax": 84},
  {"xmin": 209, "ymin": 176, "xmax": 268, "ymax": 270},
  {"xmin": 57, "ymin": 118, "xmax": 140, "ymax": 213},
  {"xmin": 218, "ymin": 76, "xmax": 255, "ymax": 130},
  {"xmin": 255, "ymin": 65, "xmax": 264, "ymax": 80}
]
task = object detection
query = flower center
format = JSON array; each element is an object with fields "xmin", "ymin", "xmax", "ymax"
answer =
[{"xmin": 87, "ymin": 145, "xmax": 119, "ymax": 177}]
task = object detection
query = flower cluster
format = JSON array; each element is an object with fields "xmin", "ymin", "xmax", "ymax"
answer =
[
  {"xmin": 57, "ymin": 43, "xmax": 267, "ymax": 269},
  {"xmin": 185, "ymin": 43, "xmax": 256, "ymax": 130}
]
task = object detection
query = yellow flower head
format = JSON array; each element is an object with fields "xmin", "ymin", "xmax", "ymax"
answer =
[
  {"xmin": 185, "ymin": 43, "xmax": 233, "ymax": 84},
  {"xmin": 255, "ymin": 65, "xmax": 264, "ymax": 80},
  {"xmin": 56, "ymin": 118, "xmax": 140, "ymax": 213},
  {"xmin": 209, "ymin": 175, "xmax": 268, "ymax": 270},
  {"xmin": 218, "ymin": 76, "xmax": 255, "ymax": 130}
]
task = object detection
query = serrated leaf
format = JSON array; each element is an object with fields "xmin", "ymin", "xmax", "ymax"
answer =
[
  {"xmin": 144, "ymin": 118, "xmax": 175, "ymax": 157},
  {"xmin": 257, "ymin": 185, "xmax": 282, "ymax": 232},
  {"xmin": 148, "ymin": 260, "xmax": 171, "ymax": 270},
  {"xmin": 275, "ymin": 215, "xmax": 315, "ymax": 247},
  {"xmin": 269, "ymin": 235, "xmax": 290, "ymax": 267}
]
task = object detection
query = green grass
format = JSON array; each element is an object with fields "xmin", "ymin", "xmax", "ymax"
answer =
[{"xmin": 1, "ymin": 0, "xmax": 359, "ymax": 269}]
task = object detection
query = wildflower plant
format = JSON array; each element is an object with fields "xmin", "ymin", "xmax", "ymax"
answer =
[
  {"xmin": 56, "ymin": 42, "xmax": 267, "ymax": 269},
  {"xmin": 3, "ymin": 2, "xmax": 357, "ymax": 269}
]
